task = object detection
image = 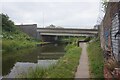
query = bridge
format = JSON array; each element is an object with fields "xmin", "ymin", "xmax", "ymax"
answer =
[
  {"xmin": 37, "ymin": 28, "xmax": 98, "ymax": 42},
  {"xmin": 16, "ymin": 24, "xmax": 98, "ymax": 41},
  {"xmin": 37, "ymin": 28, "xmax": 98, "ymax": 37}
]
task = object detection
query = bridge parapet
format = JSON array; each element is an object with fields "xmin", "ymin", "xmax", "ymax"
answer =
[{"xmin": 37, "ymin": 28, "xmax": 98, "ymax": 35}]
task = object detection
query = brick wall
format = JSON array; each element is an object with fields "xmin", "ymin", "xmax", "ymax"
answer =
[
  {"xmin": 99, "ymin": 2, "xmax": 120, "ymax": 78},
  {"xmin": 100, "ymin": 2, "xmax": 120, "ymax": 51}
]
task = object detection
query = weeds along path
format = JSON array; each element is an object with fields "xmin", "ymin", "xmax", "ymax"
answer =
[{"xmin": 75, "ymin": 43, "xmax": 90, "ymax": 78}]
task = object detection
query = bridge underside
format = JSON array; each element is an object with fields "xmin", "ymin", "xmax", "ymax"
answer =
[
  {"xmin": 38, "ymin": 32, "xmax": 97, "ymax": 42},
  {"xmin": 37, "ymin": 28, "xmax": 98, "ymax": 37},
  {"xmin": 37, "ymin": 28, "xmax": 98, "ymax": 42}
]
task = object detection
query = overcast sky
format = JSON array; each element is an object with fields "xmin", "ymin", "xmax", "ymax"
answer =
[{"xmin": 2, "ymin": 0, "xmax": 101, "ymax": 29}]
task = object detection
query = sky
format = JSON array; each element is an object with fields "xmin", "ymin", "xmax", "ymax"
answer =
[{"xmin": 1, "ymin": 0, "xmax": 102, "ymax": 29}]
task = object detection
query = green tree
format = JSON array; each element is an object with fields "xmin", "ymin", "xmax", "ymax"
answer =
[{"xmin": 1, "ymin": 13, "xmax": 16, "ymax": 32}]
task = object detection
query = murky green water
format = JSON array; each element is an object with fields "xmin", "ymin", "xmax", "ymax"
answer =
[{"xmin": 2, "ymin": 43, "xmax": 65, "ymax": 77}]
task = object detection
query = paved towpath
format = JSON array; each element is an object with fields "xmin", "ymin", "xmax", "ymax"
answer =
[{"xmin": 75, "ymin": 43, "xmax": 90, "ymax": 78}]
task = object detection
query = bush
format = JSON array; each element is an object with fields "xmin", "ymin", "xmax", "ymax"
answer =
[
  {"xmin": 2, "ymin": 39, "xmax": 35, "ymax": 53},
  {"xmin": 65, "ymin": 44, "xmax": 76, "ymax": 51},
  {"xmin": 84, "ymin": 37, "xmax": 92, "ymax": 42}
]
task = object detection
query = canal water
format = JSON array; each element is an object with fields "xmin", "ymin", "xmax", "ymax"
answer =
[{"xmin": 2, "ymin": 43, "xmax": 65, "ymax": 78}]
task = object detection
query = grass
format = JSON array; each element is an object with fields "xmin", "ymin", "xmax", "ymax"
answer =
[
  {"xmin": 2, "ymin": 31, "xmax": 51, "ymax": 53},
  {"xmin": 21, "ymin": 43, "xmax": 82, "ymax": 78},
  {"xmin": 2, "ymin": 39, "xmax": 36, "ymax": 53},
  {"xmin": 46, "ymin": 44, "xmax": 81, "ymax": 78},
  {"xmin": 87, "ymin": 39, "xmax": 104, "ymax": 78}
]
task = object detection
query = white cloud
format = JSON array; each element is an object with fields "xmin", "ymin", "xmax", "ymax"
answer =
[
  {"xmin": 2, "ymin": 1, "xmax": 100, "ymax": 29},
  {"xmin": 2, "ymin": 0, "xmax": 100, "ymax": 2}
]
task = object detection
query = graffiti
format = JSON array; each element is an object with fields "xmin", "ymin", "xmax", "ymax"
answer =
[
  {"xmin": 111, "ymin": 13, "xmax": 120, "ymax": 62},
  {"xmin": 104, "ymin": 28, "xmax": 110, "ymax": 49}
]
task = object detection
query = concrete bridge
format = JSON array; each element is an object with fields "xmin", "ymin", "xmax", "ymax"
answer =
[
  {"xmin": 16, "ymin": 24, "xmax": 98, "ymax": 39},
  {"xmin": 37, "ymin": 28, "xmax": 98, "ymax": 42},
  {"xmin": 37, "ymin": 28, "xmax": 98, "ymax": 37}
]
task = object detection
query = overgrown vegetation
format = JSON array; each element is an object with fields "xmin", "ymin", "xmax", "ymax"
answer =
[
  {"xmin": 2, "ymin": 32, "xmax": 36, "ymax": 53},
  {"xmin": 2, "ymin": 13, "xmax": 17, "ymax": 32},
  {"xmin": 21, "ymin": 43, "xmax": 82, "ymax": 78},
  {"xmin": 84, "ymin": 37, "xmax": 92, "ymax": 42},
  {"xmin": 1, "ymin": 13, "xmax": 38, "ymax": 53},
  {"xmin": 46, "ymin": 44, "xmax": 81, "ymax": 78},
  {"xmin": 61, "ymin": 37, "xmax": 86, "ymax": 44},
  {"xmin": 87, "ymin": 39, "xmax": 104, "ymax": 78}
]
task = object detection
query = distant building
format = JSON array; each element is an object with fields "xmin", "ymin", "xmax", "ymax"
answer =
[{"xmin": 16, "ymin": 24, "xmax": 37, "ymax": 39}]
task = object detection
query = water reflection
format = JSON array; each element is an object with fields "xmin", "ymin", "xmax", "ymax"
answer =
[
  {"xmin": 2, "ymin": 43, "xmax": 65, "ymax": 77},
  {"xmin": 5, "ymin": 60, "xmax": 58, "ymax": 78}
]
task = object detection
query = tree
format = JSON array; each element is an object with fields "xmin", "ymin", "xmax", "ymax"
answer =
[
  {"xmin": 46, "ymin": 24, "xmax": 56, "ymax": 28},
  {"xmin": 46, "ymin": 24, "xmax": 63, "ymax": 28},
  {"xmin": 101, "ymin": 0, "xmax": 108, "ymax": 12},
  {"xmin": 1, "ymin": 13, "xmax": 16, "ymax": 32}
]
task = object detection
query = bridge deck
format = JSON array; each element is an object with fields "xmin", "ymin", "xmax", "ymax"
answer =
[{"xmin": 37, "ymin": 28, "xmax": 98, "ymax": 36}]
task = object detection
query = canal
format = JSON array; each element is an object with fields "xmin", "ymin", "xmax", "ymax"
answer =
[{"xmin": 2, "ymin": 43, "xmax": 65, "ymax": 78}]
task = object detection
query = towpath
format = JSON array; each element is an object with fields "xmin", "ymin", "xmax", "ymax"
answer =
[{"xmin": 75, "ymin": 43, "xmax": 90, "ymax": 78}]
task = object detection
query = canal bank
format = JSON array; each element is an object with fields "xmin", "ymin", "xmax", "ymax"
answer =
[
  {"xmin": 2, "ymin": 43, "xmax": 66, "ymax": 78},
  {"xmin": 12, "ymin": 43, "xmax": 81, "ymax": 78}
]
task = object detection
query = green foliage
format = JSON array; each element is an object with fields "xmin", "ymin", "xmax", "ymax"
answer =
[
  {"xmin": 26, "ymin": 67, "xmax": 47, "ymax": 78},
  {"xmin": 87, "ymin": 40, "xmax": 104, "ymax": 78},
  {"xmin": 22, "ymin": 64, "xmax": 56, "ymax": 78},
  {"xmin": 1, "ymin": 13, "xmax": 38, "ymax": 53},
  {"xmin": 46, "ymin": 45, "xmax": 81, "ymax": 78},
  {"xmin": 61, "ymin": 37, "xmax": 86, "ymax": 46},
  {"xmin": 65, "ymin": 44, "xmax": 75, "ymax": 51},
  {"xmin": 2, "ymin": 31, "xmax": 36, "ymax": 53},
  {"xmin": 1, "ymin": 13, "xmax": 17, "ymax": 32},
  {"xmin": 62, "ymin": 37, "xmax": 86, "ymax": 42},
  {"xmin": 2, "ymin": 39, "xmax": 36, "ymax": 53},
  {"xmin": 84, "ymin": 37, "xmax": 92, "ymax": 42}
]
